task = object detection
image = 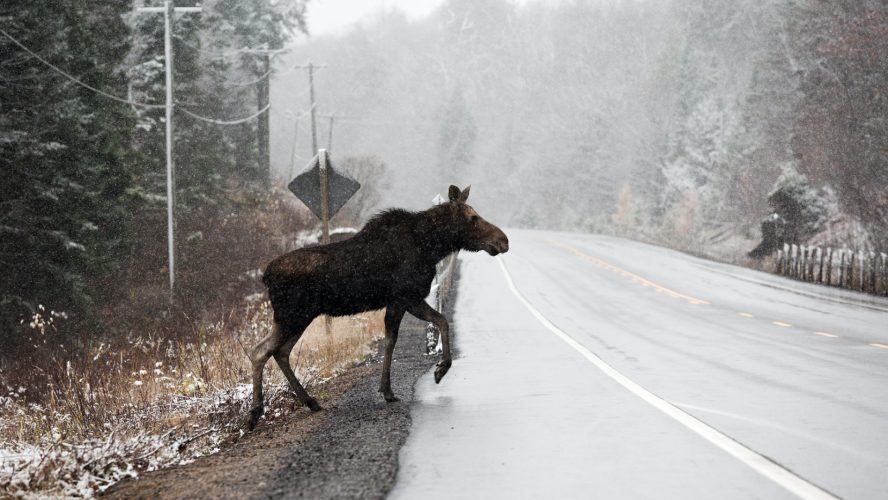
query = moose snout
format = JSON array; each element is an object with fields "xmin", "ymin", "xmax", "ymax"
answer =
[{"xmin": 485, "ymin": 229, "xmax": 509, "ymax": 256}]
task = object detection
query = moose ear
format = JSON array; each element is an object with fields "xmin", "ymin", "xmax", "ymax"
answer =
[
  {"xmin": 448, "ymin": 185, "xmax": 461, "ymax": 202},
  {"xmin": 459, "ymin": 185, "xmax": 471, "ymax": 203}
]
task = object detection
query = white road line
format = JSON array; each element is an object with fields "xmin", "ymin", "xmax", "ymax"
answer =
[{"xmin": 496, "ymin": 256, "xmax": 838, "ymax": 500}]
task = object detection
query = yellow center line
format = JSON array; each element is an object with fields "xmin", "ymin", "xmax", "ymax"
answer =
[
  {"xmin": 870, "ymin": 343, "xmax": 888, "ymax": 350},
  {"xmin": 814, "ymin": 332, "xmax": 838, "ymax": 338},
  {"xmin": 772, "ymin": 321, "xmax": 793, "ymax": 327},
  {"xmin": 550, "ymin": 241, "xmax": 710, "ymax": 305},
  {"xmin": 737, "ymin": 312, "xmax": 754, "ymax": 318}
]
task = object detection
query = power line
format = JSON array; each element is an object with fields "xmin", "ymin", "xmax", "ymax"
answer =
[
  {"xmin": 172, "ymin": 34, "xmax": 289, "ymax": 58},
  {"xmin": 185, "ymin": 52, "xmax": 313, "ymax": 88},
  {"xmin": 177, "ymin": 102, "xmax": 270, "ymax": 125},
  {"xmin": 222, "ymin": 57, "xmax": 282, "ymax": 87},
  {"xmin": 0, "ymin": 27, "xmax": 165, "ymax": 109}
]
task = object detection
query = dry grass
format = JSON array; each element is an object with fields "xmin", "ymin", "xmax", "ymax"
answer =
[
  {"xmin": 0, "ymin": 181, "xmax": 388, "ymax": 497},
  {"xmin": 0, "ymin": 178, "xmax": 408, "ymax": 497},
  {"xmin": 0, "ymin": 303, "xmax": 384, "ymax": 497}
]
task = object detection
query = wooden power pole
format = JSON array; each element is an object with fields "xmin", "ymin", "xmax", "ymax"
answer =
[
  {"xmin": 257, "ymin": 47, "xmax": 271, "ymax": 184},
  {"xmin": 136, "ymin": 1, "xmax": 202, "ymax": 303}
]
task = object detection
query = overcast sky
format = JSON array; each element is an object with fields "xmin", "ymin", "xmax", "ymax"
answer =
[
  {"xmin": 304, "ymin": 0, "xmax": 444, "ymax": 36},
  {"xmin": 303, "ymin": 0, "xmax": 560, "ymax": 36}
]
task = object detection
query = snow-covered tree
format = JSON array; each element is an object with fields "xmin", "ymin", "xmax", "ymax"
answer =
[{"xmin": 1, "ymin": 0, "xmax": 139, "ymax": 336}]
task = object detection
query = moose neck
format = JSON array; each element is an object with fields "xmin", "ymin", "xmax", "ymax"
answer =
[{"xmin": 415, "ymin": 206, "xmax": 462, "ymax": 263}]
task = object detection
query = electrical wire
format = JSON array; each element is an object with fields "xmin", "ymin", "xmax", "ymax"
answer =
[
  {"xmin": 2, "ymin": 27, "xmax": 313, "ymax": 126},
  {"xmin": 214, "ymin": 56, "xmax": 314, "ymax": 87},
  {"xmin": 172, "ymin": 34, "xmax": 289, "ymax": 57},
  {"xmin": 177, "ymin": 102, "xmax": 270, "ymax": 125},
  {"xmin": 0, "ymin": 27, "xmax": 166, "ymax": 109}
]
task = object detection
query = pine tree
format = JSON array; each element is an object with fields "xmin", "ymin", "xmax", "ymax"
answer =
[{"xmin": 1, "ymin": 1, "xmax": 138, "ymax": 338}]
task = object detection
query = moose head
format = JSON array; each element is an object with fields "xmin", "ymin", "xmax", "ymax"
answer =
[{"xmin": 445, "ymin": 185, "xmax": 509, "ymax": 256}]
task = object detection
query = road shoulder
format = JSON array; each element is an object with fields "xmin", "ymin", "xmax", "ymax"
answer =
[{"xmin": 104, "ymin": 311, "xmax": 445, "ymax": 499}]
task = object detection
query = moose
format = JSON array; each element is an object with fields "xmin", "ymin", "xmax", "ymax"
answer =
[{"xmin": 247, "ymin": 185, "xmax": 509, "ymax": 429}]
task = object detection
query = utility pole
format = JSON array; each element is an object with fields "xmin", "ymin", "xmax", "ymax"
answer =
[
  {"xmin": 137, "ymin": 1, "xmax": 202, "ymax": 303},
  {"xmin": 307, "ymin": 61, "xmax": 318, "ymax": 155},
  {"xmin": 286, "ymin": 62, "xmax": 327, "ymax": 157},
  {"xmin": 257, "ymin": 45, "xmax": 271, "ymax": 184},
  {"xmin": 320, "ymin": 113, "xmax": 345, "ymax": 152},
  {"xmin": 287, "ymin": 120, "xmax": 299, "ymax": 179},
  {"xmin": 318, "ymin": 148, "xmax": 331, "ymax": 245}
]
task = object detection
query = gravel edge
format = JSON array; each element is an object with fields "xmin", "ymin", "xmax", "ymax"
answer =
[
  {"xmin": 103, "ymin": 262, "xmax": 460, "ymax": 500},
  {"xmin": 264, "ymin": 261, "xmax": 460, "ymax": 499}
]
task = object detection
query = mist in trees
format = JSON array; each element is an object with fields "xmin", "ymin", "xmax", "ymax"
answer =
[{"xmin": 271, "ymin": 0, "xmax": 887, "ymax": 251}]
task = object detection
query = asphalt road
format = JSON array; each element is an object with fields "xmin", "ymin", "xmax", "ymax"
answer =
[{"xmin": 389, "ymin": 230, "xmax": 888, "ymax": 500}]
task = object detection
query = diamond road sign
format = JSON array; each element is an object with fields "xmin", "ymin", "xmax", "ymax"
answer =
[{"xmin": 288, "ymin": 150, "xmax": 360, "ymax": 219}]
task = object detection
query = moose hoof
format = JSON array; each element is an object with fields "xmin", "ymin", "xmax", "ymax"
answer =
[
  {"xmin": 305, "ymin": 398, "xmax": 322, "ymax": 412},
  {"xmin": 384, "ymin": 393, "xmax": 400, "ymax": 403},
  {"xmin": 434, "ymin": 360, "xmax": 452, "ymax": 384},
  {"xmin": 246, "ymin": 407, "xmax": 263, "ymax": 431}
]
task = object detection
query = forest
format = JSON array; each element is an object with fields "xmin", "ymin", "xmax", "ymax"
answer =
[
  {"xmin": 4, "ymin": 0, "xmax": 887, "ymax": 351},
  {"xmin": 1, "ymin": 0, "xmax": 887, "ymax": 494},
  {"xmin": 272, "ymin": 0, "xmax": 888, "ymax": 258}
]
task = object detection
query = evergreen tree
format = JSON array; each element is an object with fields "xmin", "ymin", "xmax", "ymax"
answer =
[
  {"xmin": 437, "ymin": 86, "xmax": 477, "ymax": 180},
  {"xmin": 1, "ymin": 1, "xmax": 138, "ymax": 338}
]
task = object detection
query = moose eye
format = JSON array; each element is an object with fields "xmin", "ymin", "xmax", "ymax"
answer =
[{"xmin": 470, "ymin": 215, "xmax": 479, "ymax": 223}]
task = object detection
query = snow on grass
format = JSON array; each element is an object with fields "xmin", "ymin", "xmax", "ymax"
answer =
[{"xmin": 0, "ymin": 303, "xmax": 384, "ymax": 498}]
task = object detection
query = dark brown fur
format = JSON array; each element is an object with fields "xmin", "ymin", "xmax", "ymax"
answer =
[{"xmin": 247, "ymin": 185, "xmax": 508, "ymax": 429}]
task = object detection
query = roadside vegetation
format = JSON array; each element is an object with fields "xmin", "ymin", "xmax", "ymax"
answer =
[{"xmin": 0, "ymin": 184, "xmax": 386, "ymax": 497}]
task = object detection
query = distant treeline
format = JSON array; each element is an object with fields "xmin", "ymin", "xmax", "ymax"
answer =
[{"xmin": 271, "ymin": 0, "xmax": 888, "ymax": 254}]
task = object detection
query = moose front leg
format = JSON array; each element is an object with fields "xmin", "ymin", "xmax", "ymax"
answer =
[
  {"xmin": 408, "ymin": 301, "xmax": 451, "ymax": 383},
  {"xmin": 380, "ymin": 307, "xmax": 406, "ymax": 402}
]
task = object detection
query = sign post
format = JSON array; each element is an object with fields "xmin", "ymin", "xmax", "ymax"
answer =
[
  {"xmin": 318, "ymin": 149, "xmax": 331, "ymax": 245},
  {"xmin": 288, "ymin": 149, "xmax": 360, "ymax": 335}
]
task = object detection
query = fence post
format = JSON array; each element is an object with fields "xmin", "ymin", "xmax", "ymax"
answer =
[
  {"xmin": 817, "ymin": 247, "xmax": 825, "ymax": 283},
  {"xmin": 776, "ymin": 248, "xmax": 783, "ymax": 274},
  {"xmin": 825, "ymin": 248, "xmax": 833, "ymax": 285},
  {"xmin": 799, "ymin": 245, "xmax": 805, "ymax": 279},
  {"xmin": 783, "ymin": 243, "xmax": 790, "ymax": 275},
  {"xmin": 808, "ymin": 247, "xmax": 815, "ymax": 281},
  {"xmin": 803, "ymin": 246, "xmax": 811, "ymax": 281},
  {"xmin": 849, "ymin": 251, "xmax": 856, "ymax": 289},
  {"xmin": 784, "ymin": 245, "xmax": 795, "ymax": 278},
  {"xmin": 858, "ymin": 251, "xmax": 865, "ymax": 292},
  {"xmin": 882, "ymin": 253, "xmax": 888, "ymax": 296},
  {"xmin": 839, "ymin": 250, "xmax": 846, "ymax": 287}
]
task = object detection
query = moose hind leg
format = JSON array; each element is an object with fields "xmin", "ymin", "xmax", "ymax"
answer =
[
  {"xmin": 247, "ymin": 324, "xmax": 288, "ymax": 430},
  {"xmin": 379, "ymin": 307, "xmax": 405, "ymax": 402},
  {"xmin": 273, "ymin": 326, "xmax": 321, "ymax": 412}
]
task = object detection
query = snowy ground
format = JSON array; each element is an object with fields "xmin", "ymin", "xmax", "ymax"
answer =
[{"xmin": 391, "ymin": 229, "xmax": 888, "ymax": 500}]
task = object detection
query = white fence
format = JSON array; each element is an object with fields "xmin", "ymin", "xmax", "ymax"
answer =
[{"xmin": 776, "ymin": 243, "xmax": 888, "ymax": 295}]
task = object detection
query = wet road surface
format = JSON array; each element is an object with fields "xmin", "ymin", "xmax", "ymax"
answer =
[{"xmin": 390, "ymin": 230, "xmax": 888, "ymax": 500}]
